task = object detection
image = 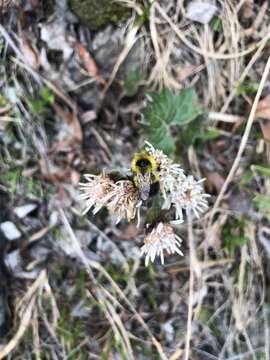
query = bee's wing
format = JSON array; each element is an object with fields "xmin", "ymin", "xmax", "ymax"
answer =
[{"xmin": 135, "ymin": 172, "xmax": 151, "ymax": 201}]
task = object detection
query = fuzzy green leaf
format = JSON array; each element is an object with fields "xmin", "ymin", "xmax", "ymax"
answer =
[{"xmin": 142, "ymin": 88, "xmax": 202, "ymax": 154}]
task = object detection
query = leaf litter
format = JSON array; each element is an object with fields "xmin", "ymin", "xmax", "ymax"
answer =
[{"xmin": 0, "ymin": 0, "xmax": 270, "ymax": 359}]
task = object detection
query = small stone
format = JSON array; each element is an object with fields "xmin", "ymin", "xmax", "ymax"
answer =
[
  {"xmin": 0, "ymin": 221, "xmax": 21, "ymax": 240},
  {"xmin": 14, "ymin": 204, "xmax": 37, "ymax": 218},
  {"xmin": 186, "ymin": 1, "xmax": 218, "ymax": 24}
]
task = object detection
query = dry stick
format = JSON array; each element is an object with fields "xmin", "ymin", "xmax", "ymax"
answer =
[
  {"xmin": 155, "ymin": 3, "xmax": 266, "ymax": 60},
  {"xmin": 167, "ymin": 258, "xmax": 232, "ymax": 274},
  {"xmin": 184, "ymin": 211, "xmax": 196, "ymax": 360},
  {"xmin": 211, "ymin": 55, "xmax": 270, "ymax": 219},
  {"xmin": 264, "ymin": 305, "xmax": 270, "ymax": 360},
  {"xmin": 0, "ymin": 25, "xmax": 41, "ymax": 84},
  {"xmin": 208, "ymin": 112, "xmax": 244, "ymax": 123},
  {"xmin": 221, "ymin": 29, "xmax": 270, "ymax": 113}
]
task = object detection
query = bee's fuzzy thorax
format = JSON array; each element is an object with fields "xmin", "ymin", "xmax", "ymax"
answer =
[{"xmin": 131, "ymin": 152, "xmax": 157, "ymax": 175}]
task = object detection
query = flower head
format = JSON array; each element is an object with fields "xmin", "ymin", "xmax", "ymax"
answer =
[
  {"xmin": 79, "ymin": 172, "xmax": 115, "ymax": 215},
  {"xmin": 141, "ymin": 222, "xmax": 183, "ymax": 266},
  {"xmin": 144, "ymin": 142, "xmax": 209, "ymax": 222},
  {"xmin": 106, "ymin": 180, "xmax": 141, "ymax": 223},
  {"xmin": 172, "ymin": 175, "xmax": 210, "ymax": 220},
  {"xmin": 144, "ymin": 141, "xmax": 185, "ymax": 200},
  {"xmin": 79, "ymin": 173, "xmax": 141, "ymax": 224}
]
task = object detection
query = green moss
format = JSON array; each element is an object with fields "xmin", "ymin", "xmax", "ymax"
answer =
[
  {"xmin": 0, "ymin": 167, "xmax": 21, "ymax": 195},
  {"xmin": 68, "ymin": 0, "xmax": 131, "ymax": 29}
]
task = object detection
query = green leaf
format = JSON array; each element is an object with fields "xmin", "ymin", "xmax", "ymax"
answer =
[
  {"xmin": 142, "ymin": 88, "xmax": 202, "ymax": 154},
  {"xmin": 236, "ymin": 82, "xmax": 260, "ymax": 96},
  {"xmin": 253, "ymin": 195, "xmax": 270, "ymax": 221},
  {"xmin": 222, "ymin": 218, "xmax": 250, "ymax": 257},
  {"xmin": 0, "ymin": 95, "xmax": 8, "ymax": 106},
  {"xmin": 124, "ymin": 69, "xmax": 143, "ymax": 96},
  {"xmin": 224, "ymin": 235, "xmax": 250, "ymax": 257},
  {"xmin": 27, "ymin": 87, "xmax": 55, "ymax": 114},
  {"xmin": 40, "ymin": 87, "xmax": 55, "ymax": 104},
  {"xmin": 251, "ymin": 164, "xmax": 270, "ymax": 176},
  {"xmin": 239, "ymin": 169, "xmax": 253, "ymax": 187},
  {"xmin": 199, "ymin": 128, "xmax": 223, "ymax": 141},
  {"xmin": 210, "ymin": 16, "xmax": 223, "ymax": 32},
  {"xmin": 179, "ymin": 114, "xmax": 206, "ymax": 146},
  {"xmin": 134, "ymin": 4, "xmax": 151, "ymax": 27}
]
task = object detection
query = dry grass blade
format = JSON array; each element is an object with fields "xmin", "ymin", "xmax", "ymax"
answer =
[
  {"xmin": 103, "ymin": 295, "xmax": 135, "ymax": 360},
  {"xmin": 167, "ymin": 258, "xmax": 232, "ymax": 274},
  {"xmin": 208, "ymin": 112, "xmax": 244, "ymax": 123},
  {"xmin": 221, "ymin": 28, "xmax": 270, "ymax": 113},
  {"xmin": 184, "ymin": 211, "xmax": 196, "ymax": 360},
  {"xmin": 0, "ymin": 296, "xmax": 36, "ymax": 360},
  {"xmin": 155, "ymin": 3, "xmax": 264, "ymax": 60},
  {"xmin": 0, "ymin": 25, "xmax": 41, "ymax": 83},
  {"xmin": 211, "ymin": 55, "xmax": 270, "ymax": 219},
  {"xmin": 0, "ymin": 270, "xmax": 47, "ymax": 359},
  {"xmin": 103, "ymin": 21, "xmax": 140, "ymax": 94},
  {"xmin": 59, "ymin": 208, "xmax": 168, "ymax": 360}
]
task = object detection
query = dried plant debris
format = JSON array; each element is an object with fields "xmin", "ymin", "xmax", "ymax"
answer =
[{"xmin": 1, "ymin": 0, "xmax": 270, "ymax": 359}]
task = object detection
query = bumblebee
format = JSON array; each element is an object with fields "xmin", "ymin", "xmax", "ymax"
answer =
[{"xmin": 131, "ymin": 152, "xmax": 160, "ymax": 200}]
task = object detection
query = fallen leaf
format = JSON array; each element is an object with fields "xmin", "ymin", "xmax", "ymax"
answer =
[
  {"xmin": 29, "ymin": 226, "xmax": 52, "ymax": 243},
  {"xmin": 19, "ymin": 38, "xmax": 40, "ymax": 69},
  {"xmin": 259, "ymin": 120, "xmax": 270, "ymax": 141},
  {"xmin": 75, "ymin": 42, "xmax": 104, "ymax": 83},
  {"xmin": 256, "ymin": 94, "xmax": 270, "ymax": 120},
  {"xmin": 52, "ymin": 103, "xmax": 82, "ymax": 143},
  {"xmin": 256, "ymin": 95, "xmax": 270, "ymax": 162},
  {"xmin": 259, "ymin": 120, "xmax": 270, "ymax": 162},
  {"xmin": 206, "ymin": 172, "xmax": 225, "ymax": 193},
  {"xmin": 75, "ymin": 42, "xmax": 98, "ymax": 76}
]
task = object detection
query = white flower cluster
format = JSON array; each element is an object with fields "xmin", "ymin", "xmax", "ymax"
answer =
[
  {"xmin": 139, "ymin": 142, "xmax": 210, "ymax": 265},
  {"xmin": 145, "ymin": 141, "xmax": 210, "ymax": 224},
  {"xmin": 79, "ymin": 172, "xmax": 141, "ymax": 223},
  {"xmin": 141, "ymin": 222, "xmax": 183, "ymax": 266},
  {"xmin": 79, "ymin": 143, "xmax": 210, "ymax": 266}
]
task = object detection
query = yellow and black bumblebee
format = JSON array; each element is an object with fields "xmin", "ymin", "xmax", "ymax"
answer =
[{"xmin": 131, "ymin": 151, "xmax": 160, "ymax": 201}]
